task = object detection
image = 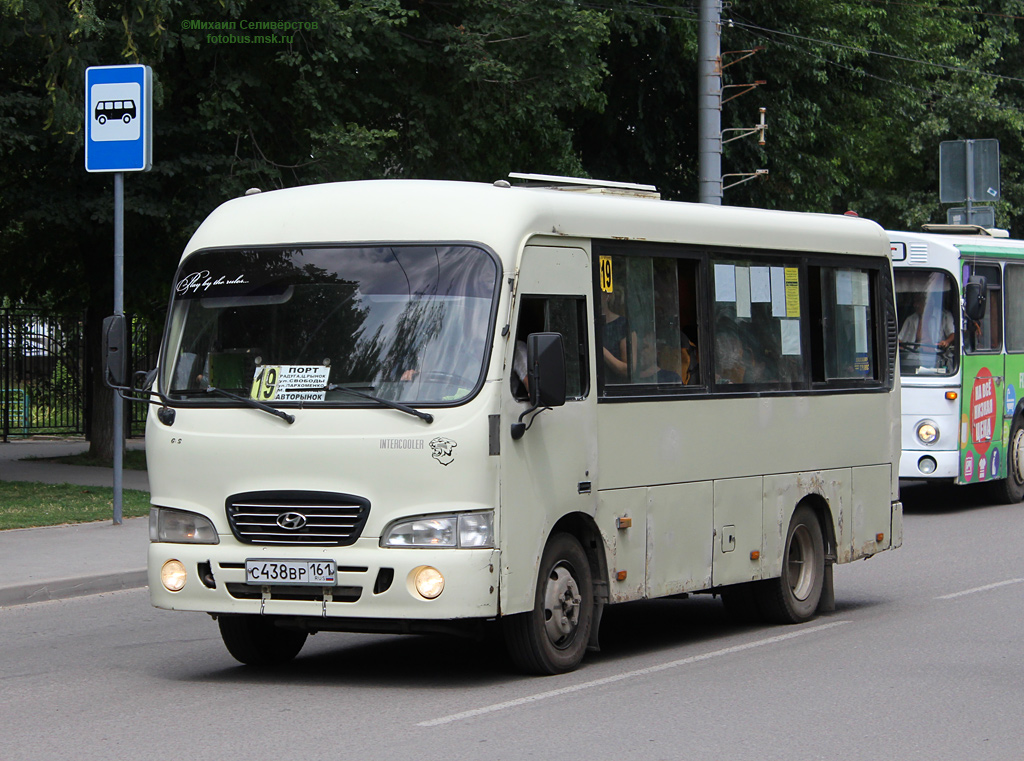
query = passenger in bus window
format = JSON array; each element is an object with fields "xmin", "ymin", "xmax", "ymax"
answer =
[
  {"xmin": 680, "ymin": 333, "xmax": 699, "ymax": 384},
  {"xmin": 714, "ymin": 320, "xmax": 746, "ymax": 384},
  {"xmin": 601, "ymin": 289, "xmax": 635, "ymax": 381},
  {"xmin": 511, "ymin": 339, "xmax": 529, "ymax": 399},
  {"xmin": 898, "ymin": 293, "xmax": 955, "ymax": 351},
  {"xmin": 636, "ymin": 334, "xmax": 683, "ymax": 384}
]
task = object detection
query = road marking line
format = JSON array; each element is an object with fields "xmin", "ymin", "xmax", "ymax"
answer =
[
  {"xmin": 417, "ymin": 620, "xmax": 849, "ymax": 727},
  {"xmin": 936, "ymin": 578, "xmax": 1024, "ymax": 600}
]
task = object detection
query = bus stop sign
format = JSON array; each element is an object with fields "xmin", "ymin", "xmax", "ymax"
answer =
[{"xmin": 85, "ymin": 64, "xmax": 153, "ymax": 172}]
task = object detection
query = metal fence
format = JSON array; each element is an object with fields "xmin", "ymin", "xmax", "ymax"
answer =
[{"xmin": 1, "ymin": 309, "xmax": 160, "ymax": 442}]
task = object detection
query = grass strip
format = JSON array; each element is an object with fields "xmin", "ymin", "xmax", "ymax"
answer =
[
  {"xmin": 28, "ymin": 450, "xmax": 148, "ymax": 471},
  {"xmin": 0, "ymin": 481, "xmax": 150, "ymax": 530}
]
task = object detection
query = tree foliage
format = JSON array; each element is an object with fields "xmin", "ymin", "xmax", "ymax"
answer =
[{"xmin": 574, "ymin": 0, "xmax": 1024, "ymax": 234}]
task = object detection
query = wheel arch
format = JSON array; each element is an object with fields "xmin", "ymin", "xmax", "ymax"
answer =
[{"xmin": 551, "ymin": 511, "xmax": 609, "ymax": 600}]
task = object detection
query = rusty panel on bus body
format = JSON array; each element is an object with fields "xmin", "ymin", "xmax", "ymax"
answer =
[
  {"xmin": 762, "ymin": 470, "xmax": 851, "ymax": 574},
  {"xmin": 645, "ymin": 481, "xmax": 714, "ymax": 598},
  {"xmin": 498, "ymin": 244, "xmax": 598, "ymax": 617},
  {"xmin": 711, "ymin": 476, "xmax": 764, "ymax": 587},
  {"xmin": 597, "ymin": 482, "xmax": 716, "ymax": 602},
  {"xmin": 595, "ymin": 488, "xmax": 648, "ymax": 603},
  {"xmin": 852, "ymin": 464, "xmax": 897, "ymax": 558}
]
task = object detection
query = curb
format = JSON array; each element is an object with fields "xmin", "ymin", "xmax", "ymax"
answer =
[{"xmin": 0, "ymin": 570, "xmax": 148, "ymax": 608}]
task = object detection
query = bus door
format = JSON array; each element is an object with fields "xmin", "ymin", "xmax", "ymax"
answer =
[
  {"xmin": 960, "ymin": 261, "xmax": 1005, "ymax": 484},
  {"xmin": 498, "ymin": 245, "xmax": 597, "ymax": 614}
]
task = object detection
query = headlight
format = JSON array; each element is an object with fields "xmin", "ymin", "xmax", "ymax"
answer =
[
  {"xmin": 916, "ymin": 420, "xmax": 939, "ymax": 445},
  {"xmin": 150, "ymin": 507, "xmax": 219, "ymax": 544},
  {"xmin": 382, "ymin": 511, "xmax": 494, "ymax": 548}
]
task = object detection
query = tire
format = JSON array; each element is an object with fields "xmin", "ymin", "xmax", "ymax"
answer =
[
  {"xmin": 122, "ymin": 114, "xmax": 131, "ymax": 123},
  {"xmin": 218, "ymin": 615, "xmax": 307, "ymax": 666},
  {"xmin": 991, "ymin": 416, "xmax": 1024, "ymax": 504},
  {"xmin": 756, "ymin": 505, "xmax": 825, "ymax": 624},
  {"xmin": 503, "ymin": 533, "xmax": 593, "ymax": 675},
  {"xmin": 97, "ymin": 115, "xmax": 106, "ymax": 125}
]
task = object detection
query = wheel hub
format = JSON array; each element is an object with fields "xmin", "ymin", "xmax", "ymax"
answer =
[
  {"xmin": 543, "ymin": 566, "xmax": 581, "ymax": 645},
  {"xmin": 1011, "ymin": 429, "xmax": 1024, "ymax": 487},
  {"xmin": 788, "ymin": 525, "xmax": 814, "ymax": 601}
]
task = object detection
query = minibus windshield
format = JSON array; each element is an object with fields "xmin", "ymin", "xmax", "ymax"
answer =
[{"xmin": 161, "ymin": 245, "xmax": 499, "ymax": 406}]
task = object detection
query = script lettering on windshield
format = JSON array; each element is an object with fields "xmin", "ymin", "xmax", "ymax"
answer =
[{"xmin": 175, "ymin": 270, "xmax": 251, "ymax": 295}]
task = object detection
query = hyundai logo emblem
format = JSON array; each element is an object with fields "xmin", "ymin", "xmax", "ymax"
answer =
[{"xmin": 276, "ymin": 511, "xmax": 308, "ymax": 531}]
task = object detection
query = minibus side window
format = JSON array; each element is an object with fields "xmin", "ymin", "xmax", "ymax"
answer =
[
  {"xmin": 596, "ymin": 254, "xmax": 700, "ymax": 394},
  {"xmin": 712, "ymin": 260, "xmax": 804, "ymax": 388}
]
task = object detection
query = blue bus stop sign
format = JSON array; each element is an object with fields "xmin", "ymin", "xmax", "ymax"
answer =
[{"xmin": 85, "ymin": 64, "xmax": 153, "ymax": 172}]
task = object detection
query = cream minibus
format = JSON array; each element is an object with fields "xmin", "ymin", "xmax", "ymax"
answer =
[{"xmin": 139, "ymin": 177, "xmax": 902, "ymax": 674}]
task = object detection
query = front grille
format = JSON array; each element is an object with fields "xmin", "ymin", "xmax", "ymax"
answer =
[{"xmin": 226, "ymin": 491, "xmax": 370, "ymax": 546}]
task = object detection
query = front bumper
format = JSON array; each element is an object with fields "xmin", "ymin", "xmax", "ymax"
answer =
[
  {"xmin": 899, "ymin": 447, "xmax": 959, "ymax": 479},
  {"xmin": 149, "ymin": 537, "xmax": 500, "ymax": 621}
]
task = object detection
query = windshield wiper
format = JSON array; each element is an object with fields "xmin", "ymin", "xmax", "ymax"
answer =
[
  {"xmin": 328, "ymin": 385, "xmax": 433, "ymax": 424},
  {"xmin": 204, "ymin": 386, "xmax": 295, "ymax": 424}
]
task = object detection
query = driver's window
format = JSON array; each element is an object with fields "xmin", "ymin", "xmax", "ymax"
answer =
[{"xmin": 511, "ymin": 296, "xmax": 589, "ymax": 401}]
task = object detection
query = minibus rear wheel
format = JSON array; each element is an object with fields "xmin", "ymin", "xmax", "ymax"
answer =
[
  {"xmin": 218, "ymin": 614, "xmax": 308, "ymax": 666},
  {"xmin": 503, "ymin": 533, "xmax": 593, "ymax": 675},
  {"xmin": 756, "ymin": 505, "xmax": 824, "ymax": 624}
]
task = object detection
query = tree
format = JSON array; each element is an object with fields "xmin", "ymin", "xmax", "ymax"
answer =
[
  {"xmin": 573, "ymin": 0, "xmax": 1024, "ymax": 234},
  {"xmin": 0, "ymin": 0, "xmax": 609, "ymax": 457}
]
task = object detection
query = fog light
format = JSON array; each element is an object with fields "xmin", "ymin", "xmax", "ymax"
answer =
[
  {"xmin": 413, "ymin": 566, "xmax": 444, "ymax": 599},
  {"xmin": 161, "ymin": 559, "xmax": 187, "ymax": 592},
  {"xmin": 918, "ymin": 456, "xmax": 937, "ymax": 475}
]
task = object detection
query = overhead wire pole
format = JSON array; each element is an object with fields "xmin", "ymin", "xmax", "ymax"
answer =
[{"xmin": 698, "ymin": 0, "xmax": 723, "ymax": 205}]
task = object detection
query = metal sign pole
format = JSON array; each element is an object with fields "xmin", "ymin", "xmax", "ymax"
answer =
[
  {"xmin": 113, "ymin": 171, "xmax": 124, "ymax": 524},
  {"xmin": 85, "ymin": 63, "xmax": 152, "ymax": 525}
]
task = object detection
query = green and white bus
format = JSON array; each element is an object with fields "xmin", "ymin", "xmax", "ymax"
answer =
[
  {"xmin": 142, "ymin": 177, "xmax": 902, "ymax": 674},
  {"xmin": 890, "ymin": 225, "xmax": 1024, "ymax": 502}
]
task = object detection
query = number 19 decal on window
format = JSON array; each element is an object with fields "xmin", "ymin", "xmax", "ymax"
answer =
[
  {"xmin": 599, "ymin": 255, "xmax": 614, "ymax": 293},
  {"xmin": 251, "ymin": 365, "xmax": 330, "ymax": 402},
  {"xmin": 251, "ymin": 366, "xmax": 279, "ymax": 400}
]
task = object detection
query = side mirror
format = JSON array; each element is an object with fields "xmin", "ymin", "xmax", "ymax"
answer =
[
  {"xmin": 527, "ymin": 332, "xmax": 566, "ymax": 409},
  {"xmin": 964, "ymin": 276, "xmax": 987, "ymax": 322},
  {"xmin": 134, "ymin": 368, "xmax": 157, "ymax": 391},
  {"xmin": 102, "ymin": 315, "xmax": 127, "ymax": 388}
]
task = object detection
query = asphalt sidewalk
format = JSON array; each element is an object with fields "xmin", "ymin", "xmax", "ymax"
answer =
[{"xmin": 0, "ymin": 438, "xmax": 150, "ymax": 608}]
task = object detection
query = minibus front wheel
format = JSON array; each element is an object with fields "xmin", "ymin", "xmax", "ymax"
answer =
[
  {"xmin": 503, "ymin": 533, "xmax": 594, "ymax": 675},
  {"xmin": 218, "ymin": 614, "xmax": 308, "ymax": 666}
]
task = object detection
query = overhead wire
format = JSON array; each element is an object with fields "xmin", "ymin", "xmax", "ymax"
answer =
[
  {"xmin": 577, "ymin": 1, "xmax": 1024, "ymax": 117},
  {"xmin": 581, "ymin": 1, "xmax": 1024, "ymax": 88}
]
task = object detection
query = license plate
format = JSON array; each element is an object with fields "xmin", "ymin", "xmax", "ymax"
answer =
[{"xmin": 245, "ymin": 559, "xmax": 336, "ymax": 586}]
